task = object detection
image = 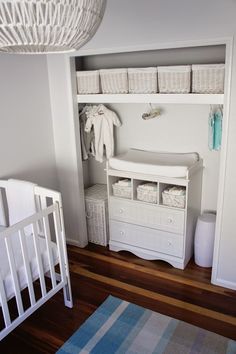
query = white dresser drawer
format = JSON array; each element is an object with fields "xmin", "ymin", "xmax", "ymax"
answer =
[
  {"xmin": 109, "ymin": 198, "xmax": 185, "ymax": 234},
  {"xmin": 110, "ymin": 220, "xmax": 183, "ymax": 258}
]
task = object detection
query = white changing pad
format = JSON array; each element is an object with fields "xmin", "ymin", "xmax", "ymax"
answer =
[
  {"xmin": 0, "ymin": 232, "xmax": 58, "ymax": 301},
  {"xmin": 109, "ymin": 149, "xmax": 199, "ymax": 178}
]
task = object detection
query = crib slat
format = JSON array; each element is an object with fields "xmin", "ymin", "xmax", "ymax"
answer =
[
  {"xmin": 32, "ymin": 222, "xmax": 47, "ymax": 297},
  {"xmin": 0, "ymin": 187, "xmax": 7, "ymax": 227},
  {"xmin": 42, "ymin": 215, "xmax": 57, "ymax": 288},
  {"xmin": 5, "ymin": 237, "xmax": 24, "ymax": 316},
  {"xmin": 0, "ymin": 271, "xmax": 11, "ymax": 327},
  {"xmin": 42, "ymin": 214, "xmax": 57, "ymax": 287},
  {"xmin": 19, "ymin": 229, "xmax": 36, "ymax": 306},
  {"xmin": 35, "ymin": 194, "xmax": 43, "ymax": 235},
  {"xmin": 52, "ymin": 196, "xmax": 62, "ymax": 229},
  {"xmin": 53, "ymin": 205, "xmax": 66, "ymax": 283},
  {"xmin": 40, "ymin": 195, "xmax": 47, "ymax": 210}
]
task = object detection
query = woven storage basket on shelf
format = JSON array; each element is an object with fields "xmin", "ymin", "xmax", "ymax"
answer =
[
  {"xmin": 128, "ymin": 67, "xmax": 158, "ymax": 93},
  {"xmin": 112, "ymin": 183, "xmax": 132, "ymax": 199},
  {"xmin": 85, "ymin": 184, "xmax": 109, "ymax": 246},
  {"xmin": 192, "ymin": 64, "xmax": 225, "ymax": 93},
  {"xmin": 162, "ymin": 191, "xmax": 186, "ymax": 209},
  {"xmin": 137, "ymin": 185, "xmax": 157, "ymax": 204},
  {"xmin": 100, "ymin": 69, "xmax": 128, "ymax": 94},
  {"xmin": 76, "ymin": 70, "xmax": 100, "ymax": 94},
  {"xmin": 157, "ymin": 65, "xmax": 191, "ymax": 93}
]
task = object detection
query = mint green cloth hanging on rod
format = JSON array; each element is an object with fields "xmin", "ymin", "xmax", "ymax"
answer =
[
  {"xmin": 208, "ymin": 105, "xmax": 223, "ymax": 151},
  {"xmin": 208, "ymin": 107, "xmax": 214, "ymax": 150},
  {"xmin": 213, "ymin": 107, "xmax": 223, "ymax": 150}
]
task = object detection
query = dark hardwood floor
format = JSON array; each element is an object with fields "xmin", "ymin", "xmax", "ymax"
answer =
[{"xmin": 1, "ymin": 243, "xmax": 236, "ymax": 353}]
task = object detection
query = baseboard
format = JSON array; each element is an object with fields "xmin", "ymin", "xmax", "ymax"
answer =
[
  {"xmin": 66, "ymin": 238, "xmax": 88, "ymax": 248},
  {"xmin": 211, "ymin": 277, "xmax": 236, "ymax": 290}
]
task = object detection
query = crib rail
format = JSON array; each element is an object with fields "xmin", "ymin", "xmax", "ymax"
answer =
[
  {"xmin": 0, "ymin": 202, "xmax": 71, "ymax": 341},
  {"xmin": 0, "ymin": 181, "xmax": 7, "ymax": 227}
]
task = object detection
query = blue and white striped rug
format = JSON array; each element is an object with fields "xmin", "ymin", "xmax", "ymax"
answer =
[{"xmin": 57, "ymin": 295, "xmax": 236, "ymax": 354}]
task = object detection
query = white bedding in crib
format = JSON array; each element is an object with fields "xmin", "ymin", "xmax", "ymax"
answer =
[
  {"xmin": 109, "ymin": 149, "xmax": 199, "ymax": 178},
  {"xmin": 0, "ymin": 230, "xmax": 58, "ymax": 301}
]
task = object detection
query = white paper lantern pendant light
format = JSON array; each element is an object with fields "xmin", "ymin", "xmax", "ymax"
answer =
[{"xmin": 0, "ymin": 0, "xmax": 106, "ymax": 54}]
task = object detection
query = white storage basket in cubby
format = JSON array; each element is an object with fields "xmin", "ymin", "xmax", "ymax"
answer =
[
  {"xmin": 157, "ymin": 65, "xmax": 191, "ymax": 93},
  {"xmin": 162, "ymin": 187, "xmax": 186, "ymax": 209},
  {"xmin": 85, "ymin": 184, "xmax": 109, "ymax": 246},
  {"xmin": 192, "ymin": 64, "xmax": 225, "ymax": 93},
  {"xmin": 112, "ymin": 180, "xmax": 132, "ymax": 199},
  {"xmin": 137, "ymin": 184, "xmax": 157, "ymax": 204},
  {"xmin": 76, "ymin": 70, "xmax": 100, "ymax": 94},
  {"xmin": 162, "ymin": 193, "xmax": 185, "ymax": 209},
  {"xmin": 137, "ymin": 189, "xmax": 157, "ymax": 204},
  {"xmin": 128, "ymin": 67, "xmax": 158, "ymax": 93},
  {"xmin": 100, "ymin": 68, "xmax": 128, "ymax": 94}
]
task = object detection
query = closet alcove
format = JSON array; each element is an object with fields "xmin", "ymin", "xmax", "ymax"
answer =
[{"xmin": 73, "ymin": 43, "xmax": 227, "ymax": 272}]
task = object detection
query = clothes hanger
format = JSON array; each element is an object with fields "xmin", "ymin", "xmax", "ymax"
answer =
[{"xmin": 142, "ymin": 103, "xmax": 162, "ymax": 120}]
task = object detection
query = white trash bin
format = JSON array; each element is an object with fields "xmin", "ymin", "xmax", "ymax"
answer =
[{"xmin": 194, "ymin": 213, "xmax": 216, "ymax": 267}]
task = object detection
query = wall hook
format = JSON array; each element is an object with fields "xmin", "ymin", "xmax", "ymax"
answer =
[{"xmin": 142, "ymin": 103, "xmax": 162, "ymax": 120}]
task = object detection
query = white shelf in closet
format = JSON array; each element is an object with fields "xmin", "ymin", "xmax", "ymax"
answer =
[{"xmin": 77, "ymin": 93, "xmax": 224, "ymax": 105}]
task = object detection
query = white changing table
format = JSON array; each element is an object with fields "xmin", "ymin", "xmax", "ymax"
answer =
[{"xmin": 107, "ymin": 150, "xmax": 203, "ymax": 269}]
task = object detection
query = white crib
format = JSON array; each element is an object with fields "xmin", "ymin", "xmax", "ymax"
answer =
[{"xmin": 0, "ymin": 180, "xmax": 73, "ymax": 341}]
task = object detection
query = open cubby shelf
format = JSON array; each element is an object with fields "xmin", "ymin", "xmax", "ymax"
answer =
[{"xmin": 109, "ymin": 176, "xmax": 186, "ymax": 210}]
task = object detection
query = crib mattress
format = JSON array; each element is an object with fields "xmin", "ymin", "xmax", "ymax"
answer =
[
  {"xmin": 109, "ymin": 149, "xmax": 199, "ymax": 178},
  {"xmin": 0, "ymin": 231, "xmax": 58, "ymax": 301}
]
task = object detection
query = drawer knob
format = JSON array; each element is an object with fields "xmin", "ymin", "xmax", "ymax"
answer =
[
  {"xmin": 168, "ymin": 241, "xmax": 172, "ymax": 246},
  {"xmin": 167, "ymin": 217, "xmax": 173, "ymax": 224},
  {"xmin": 120, "ymin": 231, "xmax": 125, "ymax": 236},
  {"xmin": 119, "ymin": 209, "xmax": 124, "ymax": 214}
]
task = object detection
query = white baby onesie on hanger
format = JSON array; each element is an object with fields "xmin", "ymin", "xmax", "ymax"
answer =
[
  {"xmin": 85, "ymin": 104, "xmax": 121, "ymax": 162},
  {"xmin": 79, "ymin": 105, "xmax": 96, "ymax": 160}
]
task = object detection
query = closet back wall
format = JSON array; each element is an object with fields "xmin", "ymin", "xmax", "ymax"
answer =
[
  {"xmin": 79, "ymin": 45, "xmax": 225, "ymax": 70},
  {"xmin": 87, "ymin": 104, "xmax": 219, "ymax": 213}
]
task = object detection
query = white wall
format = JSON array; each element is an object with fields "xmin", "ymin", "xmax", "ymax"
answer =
[
  {"xmin": 0, "ymin": 54, "xmax": 58, "ymax": 189},
  {"xmin": 47, "ymin": 0, "xmax": 236, "ymax": 288},
  {"xmin": 47, "ymin": 56, "xmax": 88, "ymax": 247},
  {"xmin": 79, "ymin": 0, "xmax": 236, "ymax": 52},
  {"xmin": 212, "ymin": 42, "xmax": 236, "ymax": 289}
]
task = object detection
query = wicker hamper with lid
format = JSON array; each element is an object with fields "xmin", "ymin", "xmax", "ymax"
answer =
[{"xmin": 85, "ymin": 184, "xmax": 109, "ymax": 246}]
